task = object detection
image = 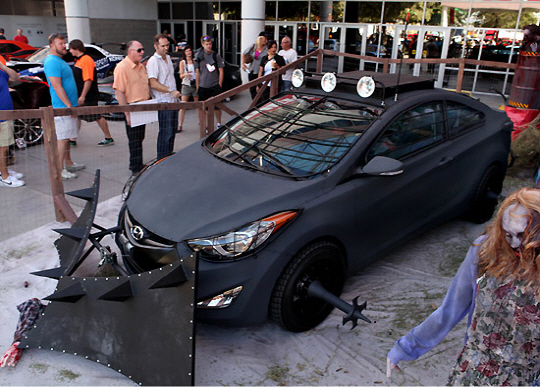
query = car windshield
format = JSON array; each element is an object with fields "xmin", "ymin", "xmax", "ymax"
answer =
[
  {"xmin": 26, "ymin": 47, "xmax": 50, "ymax": 63},
  {"xmin": 207, "ymin": 94, "xmax": 378, "ymax": 178}
]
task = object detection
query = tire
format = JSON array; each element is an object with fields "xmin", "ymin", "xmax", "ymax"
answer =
[
  {"xmin": 270, "ymin": 241, "xmax": 346, "ymax": 332},
  {"xmin": 14, "ymin": 118, "xmax": 43, "ymax": 146},
  {"xmin": 465, "ymin": 164, "xmax": 504, "ymax": 224}
]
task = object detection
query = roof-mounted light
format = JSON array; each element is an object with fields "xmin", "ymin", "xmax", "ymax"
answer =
[
  {"xmin": 291, "ymin": 69, "xmax": 304, "ymax": 88},
  {"xmin": 320, "ymin": 72, "xmax": 337, "ymax": 93},
  {"xmin": 357, "ymin": 76, "xmax": 376, "ymax": 98}
]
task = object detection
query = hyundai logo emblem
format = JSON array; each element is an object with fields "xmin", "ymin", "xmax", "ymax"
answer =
[{"xmin": 130, "ymin": 225, "xmax": 145, "ymax": 241}]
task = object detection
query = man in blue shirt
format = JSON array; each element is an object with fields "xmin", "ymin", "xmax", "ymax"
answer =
[
  {"xmin": 0, "ymin": 60, "xmax": 25, "ymax": 187},
  {"xmin": 44, "ymin": 33, "xmax": 85, "ymax": 180}
]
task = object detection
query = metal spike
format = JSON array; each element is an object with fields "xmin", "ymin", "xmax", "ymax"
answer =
[
  {"xmin": 66, "ymin": 187, "xmax": 95, "ymax": 201},
  {"xmin": 148, "ymin": 264, "xmax": 188, "ymax": 289},
  {"xmin": 97, "ymin": 279, "xmax": 134, "ymax": 301},
  {"xmin": 53, "ymin": 227, "xmax": 87, "ymax": 241},
  {"xmin": 44, "ymin": 281, "xmax": 86, "ymax": 303},
  {"xmin": 31, "ymin": 267, "xmax": 66, "ymax": 280}
]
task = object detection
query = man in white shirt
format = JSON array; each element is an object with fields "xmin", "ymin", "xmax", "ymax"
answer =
[
  {"xmin": 278, "ymin": 36, "xmax": 298, "ymax": 92},
  {"xmin": 147, "ymin": 33, "xmax": 181, "ymax": 160}
]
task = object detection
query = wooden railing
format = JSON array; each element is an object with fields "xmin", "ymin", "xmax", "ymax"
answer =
[{"xmin": 0, "ymin": 48, "xmax": 517, "ymax": 223}]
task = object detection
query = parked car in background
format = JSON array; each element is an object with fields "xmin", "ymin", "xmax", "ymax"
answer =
[
  {"xmin": 0, "ymin": 40, "xmax": 38, "ymax": 61},
  {"xmin": 8, "ymin": 43, "xmax": 124, "ymax": 80},
  {"xmin": 115, "ymin": 70, "xmax": 512, "ymax": 332},
  {"xmin": 466, "ymin": 44, "xmax": 519, "ymax": 63},
  {"xmin": 9, "ymin": 76, "xmax": 51, "ymax": 146}
]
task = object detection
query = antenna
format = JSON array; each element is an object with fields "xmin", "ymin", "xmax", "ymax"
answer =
[{"xmin": 395, "ymin": 11, "xmax": 410, "ymax": 102}]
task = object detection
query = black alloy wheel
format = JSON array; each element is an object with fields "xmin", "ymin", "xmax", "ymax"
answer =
[{"xmin": 270, "ymin": 241, "xmax": 346, "ymax": 332}]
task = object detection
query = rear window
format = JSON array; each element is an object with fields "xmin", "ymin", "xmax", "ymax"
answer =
[
  {"xmin": 446, "ymin": 101, "xmax": 485, "ymax": 137},
  {"xmin": 207, "ymin": 94, "xmax": 379, "ymax": 178}
]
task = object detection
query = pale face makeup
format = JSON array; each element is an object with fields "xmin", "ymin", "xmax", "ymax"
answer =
[{"xmin": 502, "ymin": 204, "xmax": 529, "ymax": 249}]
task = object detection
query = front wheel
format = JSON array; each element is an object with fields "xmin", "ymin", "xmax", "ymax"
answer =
[
  {"xmin": 270, "ymin": 241, "xmax": 346, "ymax": 332},
  {"xmin": 465, "ymin": 164, "xmax": 504, "ymax": 224},
  {"xmin": 14, "ymin": 118, "xmax": 43, "ymax": 146}
]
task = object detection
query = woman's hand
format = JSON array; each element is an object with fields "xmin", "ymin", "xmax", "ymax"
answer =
[{"xmin": 386, "ymin": 357, "xmax": 400, "ymax": 378}]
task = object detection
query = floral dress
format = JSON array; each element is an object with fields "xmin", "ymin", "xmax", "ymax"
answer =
[{"xmin": 448, "ymin": 274, "xmax": 540, "ymax": 386}]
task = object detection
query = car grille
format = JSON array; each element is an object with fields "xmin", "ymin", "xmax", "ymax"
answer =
[{"xmin": 122, "ymin": 209, "xmax": 174, "ymax": 249}]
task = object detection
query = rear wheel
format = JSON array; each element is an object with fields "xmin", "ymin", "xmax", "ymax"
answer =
[
  {"xmin": 14, "ymin": 118, "xmax": 43, "ymax": 146},
  {"xmin": 270, "ymin": 241, "xmax": 346, "ymax": 332},
  {"xmin": 465, "ymin": 164, "xmax": 504, "ymax": 224}
]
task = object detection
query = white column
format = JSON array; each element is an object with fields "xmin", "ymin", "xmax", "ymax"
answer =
[
  {"xmin": 241, "ymin": 0, "xmax": 265, "ymax": 82},
  {"xmin": 64, "ymin": 0, "xmax": 91, "ymax": 42}
]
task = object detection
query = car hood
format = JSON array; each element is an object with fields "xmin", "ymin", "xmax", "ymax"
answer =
[{"xmin": 126, "ymin": 142, "xmax": 327, "ymax": 242}]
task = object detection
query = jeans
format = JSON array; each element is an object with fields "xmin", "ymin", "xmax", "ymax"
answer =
[
  {"xmin": 125, "ymin": 123, "xmax": 145, "ymax": 173},
  {"xmin": 248, "ymin": 72, "xmax": 258, "ymax": 100},
  {"xmin": 281, "ymin": 80, "xmax": 292, "ymax": 92},
  {"xmin": 157, "ymin": 109, "xmax": 179, "ymax": 160}
]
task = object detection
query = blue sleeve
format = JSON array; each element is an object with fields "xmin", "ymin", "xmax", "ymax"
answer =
[
  {"xmin": 44, "ymin": 56, "xmax": 62, "ymax": 78},
  {"xmin": 387, "ymin": 237, "xmax": 482, "ymax": 366}
]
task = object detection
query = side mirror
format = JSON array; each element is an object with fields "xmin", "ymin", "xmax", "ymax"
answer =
[{"xmin": 357, "ymin": 156, "xmax": 404, "ymax": 176}]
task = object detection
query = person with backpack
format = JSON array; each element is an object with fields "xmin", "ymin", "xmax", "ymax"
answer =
[{"xmin": 194, "ymin": 35, "xmax": 224, "ymax": 130}]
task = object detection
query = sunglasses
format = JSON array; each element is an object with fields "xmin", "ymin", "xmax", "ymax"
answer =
[
  {"xmin": 131, "ymin": 48, "xmax": 144, "ymax": 53},
  {"xmin": 202, "ymin": 36, "xmax": 211, "ymax": 41}
]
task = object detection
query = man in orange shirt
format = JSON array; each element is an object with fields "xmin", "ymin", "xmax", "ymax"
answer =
[
  {"xmin": 69, "ymin": 39, "xmax": 114, "ymax": 146},
  {"xmin": 113, "ymin": 40, "xmax": 151, "ymax": 174}
]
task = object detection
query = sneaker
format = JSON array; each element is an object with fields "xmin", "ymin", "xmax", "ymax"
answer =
[
  {"xmin": 8, "ymin": 169, "xmax": 24, "ymax": 179},
  {"xmin": 65, "ymin": 162, "xmax": 86, "ymax": 172},
  {"xmin": 97, "ymin": 138, "xmax": 114, "ymax": 147},
  {"xmin": 69, "ymin": 140, "xmax": 77, "ymax": 147},
  {"xmin": 61, "ymin": 169, "xmax": 78, "ymax": 180},
  {"xmin": 216, "ymin": 123, "xmax": 223, "ymax": 130},
  {"xmin": 0, "ymin": 175, "xmax": 25, "ymax": 187}
]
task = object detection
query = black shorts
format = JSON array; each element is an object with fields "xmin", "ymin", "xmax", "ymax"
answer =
[
  {"xmin": 198, "ymin": 85, "xmax": 222, "ymax": 102},
  {"xmin": 78, "ymin": 100, "xmax": 103, "ymax": 122}
]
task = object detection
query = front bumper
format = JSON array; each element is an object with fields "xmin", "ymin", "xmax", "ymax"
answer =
[{"xmin": 115, "ymin": 209, "xmax": 288, "ymax": 326}]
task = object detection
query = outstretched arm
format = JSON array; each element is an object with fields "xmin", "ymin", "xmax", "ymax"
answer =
[{"xmin": 386, "ymin": 237, "xmax": 481, "ymax": 376}]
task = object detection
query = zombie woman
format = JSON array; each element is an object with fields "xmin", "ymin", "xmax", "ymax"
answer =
[{"xmin": 387, "ymin": 187, "xmax": 540, "ymax": 385}]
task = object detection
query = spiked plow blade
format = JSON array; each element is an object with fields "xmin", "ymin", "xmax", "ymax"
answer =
[{"xmin": 20, "ymin": 170, "xmax": 197, "ymax": 386}]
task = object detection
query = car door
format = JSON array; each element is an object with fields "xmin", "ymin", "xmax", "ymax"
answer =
[{"xmin": 352, "ymin": 100, "xmax": 459, "ymax": 263}]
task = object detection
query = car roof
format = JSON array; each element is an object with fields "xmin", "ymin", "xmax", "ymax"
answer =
[{"xmin": 297, "ymin": 70, "xmax": 436, "ymax": 108}]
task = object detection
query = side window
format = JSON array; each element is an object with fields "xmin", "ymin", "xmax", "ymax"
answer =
[
  {"xmin": 85, "ymin": 47, "xmax": 105, "ymax": 60},
  {"xmin": 368, "ymin": 102, "xmax": 444, "ymax": 160},
  {"xmin": 446, "ymin": 101, "xmax": 484, "ymax": 137}
]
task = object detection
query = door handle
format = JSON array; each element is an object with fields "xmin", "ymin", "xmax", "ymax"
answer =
[{"xmin": 439, "ymin": 156, "xmax": 454, "ymax": 165}]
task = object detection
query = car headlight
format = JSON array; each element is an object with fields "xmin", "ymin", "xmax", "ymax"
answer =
[{"xmin": 186, "ymin": 211, "xmax": 299, "ymax": 260}]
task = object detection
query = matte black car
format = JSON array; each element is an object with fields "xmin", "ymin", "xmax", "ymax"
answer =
[{"xmin": 115, "ymin": 71, "xmax": 511, "ymax": 332}]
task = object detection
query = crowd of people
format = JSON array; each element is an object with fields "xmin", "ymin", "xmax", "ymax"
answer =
[
  {"xmin": 0, "ymin": 29, "xmax": 299, "ymax": 184},
  {"xmin": 0, "ymin": 27, "xmax": 29, "ymax": 43}
]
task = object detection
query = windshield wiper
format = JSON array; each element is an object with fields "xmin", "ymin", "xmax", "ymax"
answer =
[
  {"xmin": 221, "ymin": 143, "xmax": 258, "ymax": 168},
  {"xmin": 253, "ymin": 146, "xmax": 294, "ymax": 175}
]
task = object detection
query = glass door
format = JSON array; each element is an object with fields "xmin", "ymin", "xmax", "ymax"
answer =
[
  {"xmin": 222, "ymin": 21, "xmax": 239, "ymax": 64},
  {"xmin": 413, "ymin": 27, "xmax": 450, "ymax": 87},
  {"xmin": 203, "ymin": 21, "xmax": 220, "ymax": 53}
]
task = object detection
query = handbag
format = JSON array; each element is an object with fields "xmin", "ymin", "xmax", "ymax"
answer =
[{"xmin": 244, "ymin": 45, "xmax": 254, "ymax": 64}]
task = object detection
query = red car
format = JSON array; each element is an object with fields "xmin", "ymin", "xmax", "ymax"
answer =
[{"xmin": 0, "ymin": 40, "xmax": 38, "ymax": 61}]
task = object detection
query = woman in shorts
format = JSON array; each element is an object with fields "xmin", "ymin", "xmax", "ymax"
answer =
[{"xmin": 178, "ymin": 45, "xmax": 202, "ymax": 132}]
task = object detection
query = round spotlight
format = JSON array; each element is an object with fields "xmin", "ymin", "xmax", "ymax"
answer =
[
  {"xmin": 357, "ymin": 76, "xmax": 376, "ymax": 98},
  {"xmin": 320, "ymin": 72, "xmax": 337, "ymax": 93},
  {"xmin": 291, "ymin": 69, "xmax": 304, "ymax": 88}
]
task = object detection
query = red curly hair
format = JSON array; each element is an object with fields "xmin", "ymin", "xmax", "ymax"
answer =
[{"xmin": 477, "ymin": 188, "xmax": 540, "ymax": 286}]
